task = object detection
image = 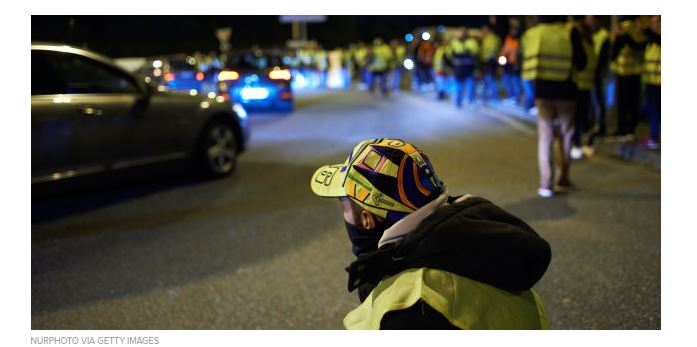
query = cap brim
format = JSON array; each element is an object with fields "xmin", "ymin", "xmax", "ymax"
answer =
[{"xmin": 310, "ymin": 164, "xmax": 347, "ymax": 198}]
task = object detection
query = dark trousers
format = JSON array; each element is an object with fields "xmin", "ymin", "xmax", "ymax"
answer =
[
  {"xmin": 645, "ymin": 84, "xmax": 661, "ymax": 141},
  {"xmin": 573, "ymin": 90, "xmax": 593, "ymax": 147},
  {"xmin": 593, "ymin": 77, "xmax": 607, "ymax": 134},
  {"xmin": 368, "ymin": 70, "xmax": 389, "ymax": 96},
  {"xmin": 615, "ymin": 75, "xmax": 642, "ymax": 135}
]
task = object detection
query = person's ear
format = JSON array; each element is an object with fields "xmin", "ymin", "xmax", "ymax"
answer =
[{"xmin": 359, "ymin": 210, "xmax": 377, "ymax": 231}]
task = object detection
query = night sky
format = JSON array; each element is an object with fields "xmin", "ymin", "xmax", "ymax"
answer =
[{"xmin": 31, "ymin": 15, "xmax": 494, "ymax": 57}]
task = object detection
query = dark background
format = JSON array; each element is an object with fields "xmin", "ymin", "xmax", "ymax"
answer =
[{"xmin": 31, "ymin": 15, "xmax": 495, "ymax": 57}]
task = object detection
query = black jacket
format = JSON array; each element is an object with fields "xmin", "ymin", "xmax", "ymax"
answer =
[{"xmin": 345, "ymin": 196, "xmax": 552, "ymax": 329}]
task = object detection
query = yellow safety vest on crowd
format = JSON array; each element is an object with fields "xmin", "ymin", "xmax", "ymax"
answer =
[
  {"xmin": 447, "ymin": 37, "xmax": 480, "ymax": 58},
  {"xmin": 433, "ymin": 45, "xmax": 446, "ymax": 72},
  {"xmin": 611, "ymin": 21, "xmax": 645, "ymax": 76},
  {"xmin": 521, "ymin": 23, "xmax": 573, "ymax": 82},
  {"xmin": 370, "ymin": 44, "xmax": 394, "ymax": 72},
  {"xmin": 643, "ymin": 42, "xmax": 661, "ymax": 85},
  {"xmin": 574, "ymin": 39, "xmax": 598, "ymax": 91},
  {"xmin": 344, "ymin": 268, "xmax": 550, "ymax": 330},
  {"xmin": 355, "ymin": 47, "xmax": 369, "ymax": 67},
  {"xmin": 481, "ymin": 32, "xmax": 502, "ymax": 62},
  {"xmin": 315, "ymin": 50, "xmax": 328, "ymax": 71},
  {"xmin": 592, "ymin": 27, "xmax": 610, "ymax": 57}
]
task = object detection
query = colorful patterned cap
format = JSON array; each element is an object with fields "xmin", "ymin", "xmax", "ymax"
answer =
[{"xmin": 310, "ymin": 138, "xmax": 444, "ymax": 222}]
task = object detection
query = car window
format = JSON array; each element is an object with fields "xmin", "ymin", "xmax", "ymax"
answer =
[
  {"xmin": 31, "ymin": 51, "xmax": 66, "ymax": 95},
  {"xmin": 42, "ymin": 50, "xmax": 140, "ymax": 94},
  {"xmin": 169, "ymin": 59, "xmax": 196, "ymax": 71},
  {"xmin": 228, "ymin": 52, "xmax": 285, "ymax": 70}
]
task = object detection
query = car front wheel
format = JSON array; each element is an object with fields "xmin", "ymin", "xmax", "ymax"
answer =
[{"xmin": 198, "ymin": 120, "xmax": 238, "ymax": 177}]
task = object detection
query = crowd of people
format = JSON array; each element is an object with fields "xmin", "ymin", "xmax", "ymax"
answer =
[
  {"xmin": 282, "ymin": 16, "xmax": 660, "ymax": 156},
  {"xmin": 289, "ymin": 16, "xmax": 660, "ymax": 198}
]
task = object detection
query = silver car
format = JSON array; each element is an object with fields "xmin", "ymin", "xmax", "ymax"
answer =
[{"xmin": 31, "ymin": 43, "xmax": 249, "ymax": 184}]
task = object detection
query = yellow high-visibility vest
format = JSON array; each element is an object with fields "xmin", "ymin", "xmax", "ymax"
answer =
[
  {"xmin": 611, "ymin": 21, "xmax": 645, "ymax": 76},
  {"xmin": 521, "ymin": 23, "xmax": 573, "ymax": 82},
  {"xmin": 574, "ymin": 39, "xmax": 598, "ymax": 91},
  {"xmin": 592, "ymin": 27, "xmax": 610, "ymax": 57},
  {"xmin": 481, "ymin": 33, "xmax": 502, "ymax": 62},
  {"xmin": 344, "ymin": 268, "xmax": 550, "ymax": 330},
  {"xmin": 643, "ymin": 42, "xmax": 661, "ymax": 85},
  {"xmin": 369, "ymin": 44, "xmax": 394, "ymax": 72},
  {"xmin": 433, "ymin": 46, "xmax": 446, "ymax": 71},
  {"xmin": 446, "ymin": 38, "xmax": 480, "ymax": 59}
]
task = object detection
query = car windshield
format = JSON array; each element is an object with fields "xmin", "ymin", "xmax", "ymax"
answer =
[
  {"xmin": 228, "ymin": 52, "xmax": 284, "ymax": 70},
  {"xmin": 169, "ymin": 59, "xmax": 197, "ymax": 71}
]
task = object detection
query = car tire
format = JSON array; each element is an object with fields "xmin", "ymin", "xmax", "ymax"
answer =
[{"xmin": 196, "ymin": 120, "xmax": 238, "ymax": 177}]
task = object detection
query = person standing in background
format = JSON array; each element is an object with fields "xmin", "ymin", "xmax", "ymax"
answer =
[
  {"xmin": 367, "ymin": 38, "xmax": 394, "ymax": 97},
  {"xmin": 315, "ymin": 46, "xmax": 329, "ymax": 89},
  {"xmin": 499, "ymin": 19, "xmax": 522, "ymax": 104},
  {"xmin": 522, "ymin": 15, "xmax": 587, "ymax": 198},
  {"xmin": 433, "ymin": 38, "xmax": 450, "ymax": 100},
  {"xmin": 390, "ymin": 39, "xmax": 407, "ymax": 94},
  {"xmin": 446, "ymin": 27, "xmax": 480, "ymax": 108},
  {"xmin": 354, "ymin": 41, "xmax": 370, "ymax": 90},
  {"xmin": 521, "ymin": 16, "xmax": 539, "ymax": 114},
  {"xmin": 415, "ymin": 37, "xmax": 436, "ymax": 90},
  {"xmin": 640, "ymin": 15, "xmax": 661, "ymax": 149},
  {"xmin": 480, "ymin": 24, "xmax": 502, "ymax": 102},
  {"xmin": 587, "ymin": 15, "xmax": 611, "ymax": 138},
  {"xmin": 610, "ymin": 16, "xmax": 646, "ymax": 140},
  {"xmin": 570, "ymin": 16, "xmax": 598, "ymax": 160}
]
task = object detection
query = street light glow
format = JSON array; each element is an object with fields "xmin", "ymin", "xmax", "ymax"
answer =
[{"xmin": 403, "ymin": 58, "xmax": 414, "ymax": 70}]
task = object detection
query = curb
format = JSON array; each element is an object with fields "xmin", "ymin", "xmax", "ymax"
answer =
[{"xmin": 481, "ymin": 103, "xmax": 661, "ymax": 170}]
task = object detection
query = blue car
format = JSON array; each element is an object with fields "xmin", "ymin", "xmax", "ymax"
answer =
[
  {"xmin": 162, "ymin": 56, "xmax": 217, "ymax": 95},
  {"xmin": 216, "ymin": 51, "xmax": 294, "ymax": 112}
]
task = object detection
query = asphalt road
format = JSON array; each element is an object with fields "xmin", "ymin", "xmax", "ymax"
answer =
[{"xmin": 31, "ymin": 89, "xmax": 661, "ymax": 329}]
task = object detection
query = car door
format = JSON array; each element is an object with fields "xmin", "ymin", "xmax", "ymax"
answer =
[
  {"xmin": 34, "ymin": 49, "xmax": 143, "ymax": 179},
  {"xmin": 31, "ymin": 51, "xmax": 82, "ymax": 182}
]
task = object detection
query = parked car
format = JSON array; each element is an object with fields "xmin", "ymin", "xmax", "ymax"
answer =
[{"xmin": 31, "ymin": 43, "xmax": 249, "ymax": 184}]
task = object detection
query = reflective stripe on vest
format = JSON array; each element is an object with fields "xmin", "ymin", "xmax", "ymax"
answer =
[
  {"xmin": 521, "ymin": 23, "xmax": 573, "ymax": 82},
  {"xmin": 643, "ymin": 42, "xmax": 661, "ymax": 85},
  {"xmin": 574, "ymin": 40, "xmax": 598, "ymax": 91},
  {"xmin": 343, "ymin": 268, "xmax": 550, "ymax": 330},
  {"xmin": 612, "ymin": 45, "xmax": 644, "ymax": 76}
]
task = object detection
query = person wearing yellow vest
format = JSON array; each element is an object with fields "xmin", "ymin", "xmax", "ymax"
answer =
[
  {"xmin": 610, "ymin": 16, "xmax": 647, "ymax": 139},
  {"xmin": 480, "ymin": 24, "xmax": 502, "ymax": 101},
  {"xmin": 445, "ymin": 28, "xmax": 480, "ymax": 108},
  {"xmin": 389, "ymin": 39, "xmax": 407, "ymax": 94},
  {"xmin": 571, "ymin": 17, "xmax": 599, "ymax": 160},
  {"xmin": 640, "ymin": 15, "xmax": 661, "ymax": 149},
  {"xmin": 354, "ymin": 41, "xmax": 370, "ymax": 90},
  {"xmin": 315, "ymin": 47, "xmax": 328, "ymax": 89},
  {"xmin": 433, "ymin": 38, "xmax": 450, "ymax": 100},
  {"xmin": 367, "ymin": 38, "xmax": 394, "ymax": 97},
  {"xmin": 521, "ymin": 15, "xmax": 587, "ymax": 198},
  {"xmin": 310, "ymin": 138, "xmax": 552, "ymax": 329},
  {"xmin": 499, "ymin": 21, "xmax": 523, "ymax": 104},
  {"xmin": 586, "ymin": 15, "xmax": 611, "ymax": 137}
]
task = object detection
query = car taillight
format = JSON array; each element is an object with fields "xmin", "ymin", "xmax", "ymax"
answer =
[
  {"xmin": 196, "ymin": 72, "xmax": 205, "ymax": 81},
  {"xmin": 164, "ymin": 72, "xmax": 176, "ymax": 82},
  {"xmin": 280, "ymin": 91, "xmax": 292, "ymax": 100},
  {"xmin": 218, "ymin": 70, "xmax": 239, "ymax": 81},
  {"xmin": 269, "ymin": 68, "xmax": 291, "ymax": 80}
]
